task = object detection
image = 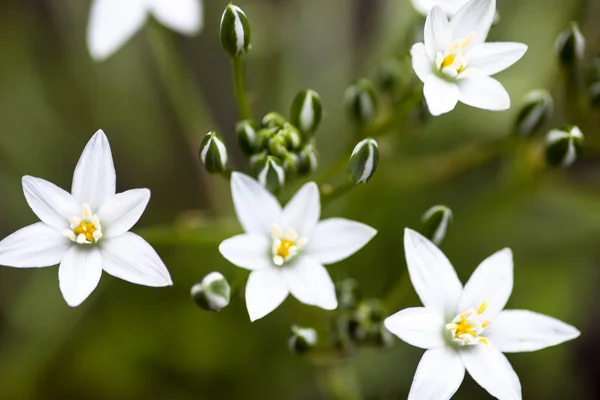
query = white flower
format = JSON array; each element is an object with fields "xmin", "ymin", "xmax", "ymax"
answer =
[
  {"xmin": 219, "ymin": 173, "xmax": 377, "ymax": 321},
  {"xmin": 0, "ymin": 130, "xmax": 172, "ymax": 307},
  {"xmin": 87, "ymin": 0, "xmax": 203, "ymax": 61},
  {"xmin": 411, "ymin": 0, "xmax": 527, "ymax": 116},
  {"xmin": 384, "ymin": 229, "xmax": 580, "ymax": 400},
  {"xmin": 411, "ymin": 0, "xmax": 471, "ymax": 17}
]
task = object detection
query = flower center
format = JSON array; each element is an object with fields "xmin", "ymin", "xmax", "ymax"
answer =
[
  {"xmin": 436, "ymin": 33, "xmax": 475, "ymax": 78},
  {"xmin": 445, "ymin": 300, "xmax": 491, "ymax": 346},
  {"xmin": 63, "ymin": 204, "xmax": 103, "ymax": 244},
  {"xmin": 272, "ymin": 224, "xmax": 307, "ymax": 266}
]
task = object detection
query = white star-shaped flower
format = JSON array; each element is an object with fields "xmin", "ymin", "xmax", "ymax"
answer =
[
  {"xmin": 87, "ymin": 0, "xmax": 203, "ymax": 61},
  {"xmin": 0, "ymin": 130, "xmax": 172, "ymax": 307},
  {"xmin": 411, "ymin": 0, "xmax": 471, "ymax": 17},
  {"xmin": 219, "ymin": 173, "xmax": 377, "ymax": 321},
  {"xmin": 412, "ymin": 0, "xmax": 527, "ymax": 116},
  {"xmin": 384, "ymin": 229, "xmax": 580, "ymax": 400}
]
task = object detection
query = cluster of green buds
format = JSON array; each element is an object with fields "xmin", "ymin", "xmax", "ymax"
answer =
[{"xmin": 545, "ymin": 126, "xmax": 584, "ymax": 168}]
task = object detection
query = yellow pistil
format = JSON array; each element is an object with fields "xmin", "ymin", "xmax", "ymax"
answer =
[
  {"xmin": 446, "ymin": 300, "xmax": 491, "ymax": 346},
  {"xmin": 452, "ymin": 312, "xmax": 476, "ymax": 338},
  {"xmin": 73, "ymin": 221, "xmax": 98, "ymax": 243},
  {"xmin": 276, "ymin": 239, "xmax": 295, "ymax": 259}
]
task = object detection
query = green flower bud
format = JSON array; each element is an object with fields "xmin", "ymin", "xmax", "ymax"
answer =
[
  {"xmin": 515, "ymin": 90, "xmax": 553, "ymax": 136},
  {"xmin": 282, "ymin": 153, "xmax": 299, "ymax": 175},
  {"xmin": 344, "ymin": 79, "xmax": 378, "ymax": 125},
  {"xmin": 190, "ymin": 272, "xmax": 231, "ymax": 312},
  {"xmin": 236, "ymin": 120, "xmax": 259, "ymax": 156},
  {"xmin": 257, "ymin": 128, "xmax": 277, "ymax": 150},
  {"xmin": 288, "ymin": 325, "xmax": 317, "ymax": 354},
  {"xmin": 290, "ymin": 89, "xmax": 323, "ymax": 136},
  {"xmin": 261, "ymin": 112, "xmax": 287, "ymax": 130},
  {"xmin": 220, "ymin": 4, "xmax": 251, "ymax": 57},
  {"xmin": 374, "ymin": 59, "xmax": 404, "ymax": 93},
  {"xmin": 348, "ymin": 138, "xmax": 379, "ymax": 184},
  {"xmin": 280, "ymin": 124, "xmax": 302, "ymax": 151},
  {"xmin": 555, "ymin": 22, "xmax": 585, "ymax": 67},
  {"xmin": 421, "ymin": 205, "xmax": 453, "ymax": 246},
  {"xmin": 256, "ymin": 156, "xmax": 285, "ymax": 192},
  {"xmin": 335, "ymin": 279, "xmax": 361, "ymax": 311},
  {"xmin": 297, "ymin": 145, "xmax": 318, "ymax": 176},
  {"xmin": 199, "ymin": 131, "xmax": 229, "ymax": 174},
  {"xmin": 249, "ymin": 151, "xmax": 268, "ymax": 173},
  {"xmin": 545, "ymin": 126, "xmax": 584, "ymax": 168},
  {"xmin": 268, "ymin": 133, "xmax": 289, "ymax": 158}
]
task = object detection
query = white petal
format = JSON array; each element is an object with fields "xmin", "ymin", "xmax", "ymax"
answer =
[
  {"xmin": 148, "ymin": 0, "xmax": 203, "ymax": 35},
  {"xmin": 408, "ymin": 347, "xmax": 465, "ymax": 400},
  {"xmin": 87, "ymin": 0, "xmax": 148, "ymax": 61},
  {"xmin": 424, "ymin": 6, "xmax": 452, "ymax": 59},
  {"xmin": 458, "ymin": 75, "xmax": 510, "ymax": 111},
  {"xmin": 411, "ymin": 43, "xmax": 434, "ymax": 83},
  {"xmin": 98, "ymin": 189, "xmax": 150, "ymax": 238},
  {"xmin": 450, "ymin": 0, "xmax": 495, "ymax": 45},
  {"xmin": 411, "ymin": 0, "xmax": 469, "ymax": 16},
  {"xmin": 424, "ymin": 75, "xmax": 460, "ymax": 116},
  {"xmin": 486, "ymin": 310, "xmax": 580, "ymax": 353},
  {"xmin": 384, "ymin": 307, "xmax": 446, "ymax": 349},
  {"xmin": 22, "ymin": 176, "xmax": 79, "ymax": 230},
  {"xmin": 0, "ymin": 223, "xmax": 71, "ymax": 268},
  {"xmin": 404, "ymin": 228, "xmax": 462, "ymax": 319},
  {"xmin": 230, "ymin": 172, "xmax": 282, "ymax": 235},
  {"xmin": 245, "ymin": 267, "xmax": 288, "ymax": 321},
  {"xmin": 468, "ymin": 42, "xmax": 528, "ymax": 76},
  {"xmin": 219, "ymin": 233, "xmax": 272, "ymax": 270},
  {"xmin": 304, "ymin": 218, "xmax": 376, "ymax": 265},
  {"xmin": 461, "ymin": 345, "xmax": 522, "ymax": 400},
  {"xmin": 100, "ymin": 232, "xmax": 172, "ymax": 287},
  {"xmin": 281, "ymin": 182, "xmax": 320, "ymax": 236},
  {"xmin": 283, "ymin": 257, "xmax": 337, "ymax": 310},
  {"xmin": 459, "ymin": 248, "xmax": 513, "ymax": 319},
  {"xmin": 59, "ymin": 245, "xmax": 103, "ymax": 307},
  {"xmin": 71, "ymin": 130, "xmax": 117, "ymax": 211}
]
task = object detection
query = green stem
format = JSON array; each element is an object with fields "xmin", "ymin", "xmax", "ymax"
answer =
[{"xmin": 232, "ymin": 56, "xmax": 252, "ymax": 120}]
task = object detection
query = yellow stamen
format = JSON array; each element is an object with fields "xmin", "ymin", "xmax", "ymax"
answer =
[
  {"xmin": 73, "ymin": 221, "xmax": 98, "ymax": 243},
  {"xmin": 479, "ymin": 337, "xmax": 490, "ymax": 346},
  {"xmin": 453, "ymin": 315, "xmax": 476, "ymax": 338},
  {"xmin": 276, "ymin": 239, "xmax": 295, "ymax": 258},
  {"xmin": 441, "ymin": 54, "xmax": 455, "ymax": 69},
  {"xmin": 477, "ymin": 300, "xmax": 488, "ymax": 315},
  {"xmin": 482, "ymin": 320, "xmax": 491, "ymax": 329}
]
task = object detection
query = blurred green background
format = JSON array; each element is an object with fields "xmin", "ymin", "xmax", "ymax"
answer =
[{"xmin": 0, "ymin": 0, "xmax": 599, "ymax": 398}]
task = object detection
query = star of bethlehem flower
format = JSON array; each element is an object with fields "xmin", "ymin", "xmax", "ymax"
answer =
[
  {"xmin": 87, "ymin": 0, "xmax": 203, "ymax": 61},
  {"xmin": 0, "ymin": 130, "xmax": 172, "ymax": 307},
  {"xmin": 411, "ymin": 0, "xmax": 527, "ymax": 116},
  {"xmin": 384, "ymin": 229, "xmax": 580, "ymax": 400},
  {"xmin": 219, "ymin": 173, "xmax": 377, "ymax": 321}
]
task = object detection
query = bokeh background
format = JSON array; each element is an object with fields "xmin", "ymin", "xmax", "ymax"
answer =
[{"xmin": 0, "ymin": 0, "xmax": 599, "ymax": 398}]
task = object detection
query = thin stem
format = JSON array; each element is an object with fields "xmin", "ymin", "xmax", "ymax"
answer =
[{"xmin": 231, "ymin": 56, "xmax": 252, "ymax": 120}]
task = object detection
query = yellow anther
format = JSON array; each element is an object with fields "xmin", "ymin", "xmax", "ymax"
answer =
[
  {"xmin": 73, "ymin": 221, "xmax": 98, "ymax": 243},
  {"xmin": 477, "ymin": 300, "xmax": 488, "ymax": 315},
  {"xmin": 441, "ymin": 54, "xmax": 456, "ymax": 69},
  {"xmin": 482, "ymin": 320, "xmax": 491, "ymax": 329},
  {"xmin": 276, "ymin": 239, "xmax": 295, "ymax": 258},
  {"xmin": 479, "ymin": 337, "xmax": 490, "ymax": 346}
]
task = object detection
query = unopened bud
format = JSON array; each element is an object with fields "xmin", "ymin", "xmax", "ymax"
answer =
[
  {"xmin": 282, "ymin": 153, "xmax": 299, "ymax": 175},
  {"xmin": 555, "ymin": 22, "xmax": 585, "ymax": 67},
  {"xmin": 261, "ymin": 112, "xmax": 287, "ymax": 130},
  {"xmin": 191, "ymin": 272, "xmax": 231, "ymax": 312},
  {"xmin": 421, "ymin": 205, "xmax": 453, "ymax": 246},
  {"xmin": 268, "ymin": 133, "xmax": 289, "ymax": 158},
  {"xmin": 545, "ymin": 126, "xmax": 584, "ymax": 168},
  {"xmin": 515, "ymin": 90, "xmax": 553, "ymax": 136},
  {"xmin": 288, "ymin": 325, "xmax": 317, "ymax": 354},
  {"xmin": 374, "ymin": 59, "xmax": 404, "ymax": 93},
  {"xmin": 199, "ymin": 131, "xmax": 229, "ymax": 173},
  {"xmin": 236, "ymin": 120, "xmax": 259, "ymax": 156},
  {"xmin": 336, "ymin": 279, "xmax": 361, "ymax": 311},
  {"xmin": 257, "ymin": 128, "xmax": 277, "ymax": 150},
  {"xmin": 290, "ymin": 90, "xmax": 323, "ymax": 136},
  {"xmin": 220, "ymin": 4, "xmax": 251, "ymax": 57},
  {"xmin": 280, "ymin": 124, "xmax": 302, "ymax": 151},
  {"xmin": 297, "ymin": 145, "xmax": 318, "ymax": 176},
  {"xmin": 344, "ymin": 79, "xmax": 378, "ymax": 125},
  {"xmin": 348, "ymin": 138, "xmax": 379, "ymax": 184},
  {"xmin": 257, "ymin": 156, "xmax": 285, "ymax": 192}
]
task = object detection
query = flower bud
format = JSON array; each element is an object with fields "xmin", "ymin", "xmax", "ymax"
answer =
[
  {"xmin": 297, "ymin": 145, "xmax": 318, "ymax": 176},
  {"xmin": 288, "ymin": 325, "xmax": 317, "ymax": 354},
  {"xmin": 545, "ymin": 126, "xmax": 584, "ymax": 168},
  {"xmin": 280, "ymin": 124, "xmax": 302, "ymax": 151},
  {"xmin": 335, "ymin": 279, "xmax": 361, "ymax": 311},
  {"xmin": 555, "ymin": 22, "xmax": 585, "ymax": 67},
  {"xmin": 257, "ymin": 156, "xmax": 285, "ymax": 192},
  {"xmin": 374, "ymin": 59, "xmax": 404, "ymax": 93},
  {"xmin": 344, "ymin": 79, "xmax": 378, "ymax": 125},
  {"xmin": 348, "ymin": 138, "xmax": 379, "ymax": 184},
  {"xmin": 190, "ymin": 272, "xmax": 231, "ymax": 312},
  {"xmin": 421, "ymin": 205, "xmax": 453, "ymax": 246},
  {"xmin": 236, "ymin": 120, "xmax": 259, "ymax": 156},
  {"xmin": 199, "ymin": 131, "xmax": 229, "ymax": 174},
  {"xmin": 220, "ymin": 4, "xmax": 251, "ymax": 57},
  {"xmin": 268, "ymin": 133, "xmax": 289, "ymax": 158},
  {"xmin": 282, "ymin": 153, "xmax": 299, "ymax": 175},
  {"xmin": 515, "ymin": 90, "xmax": 553, "ymax": 136},
  {"xmin": 290, "ymin": 90, "xmax": 323, "ymax": 136},
  {"xmin": 257, "ymin": 128, "xmax": 277, "ymax": 150},
  {"xmin": 261, "ymin": 112, "xmax": 287, "ymax": 130}
]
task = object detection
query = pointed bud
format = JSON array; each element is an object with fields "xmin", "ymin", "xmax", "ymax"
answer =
[
  {"xmin": 191, "ymin": 272, "xmax": 231, "ymax": 312},
  {"xmin": 236, "ymin": 120, "xmax": 259, "ymax": 156},
  {"xmin": 290, "ymin": 90, "xmax": 323, "ymax": 136},
  {"xmin": 545, "ymin": 126, "xmax": 584, "ymax": 168},
  {"xmin": 256, "ymin": 156, "xmax": 285, "ymax": 192},
  {"xmin": 257, "ymin": 128, "xmax": 277, "ymax": 150},
  {"xmin": 220, "ymin": 4, "xmax": 251, "ymax": 57},
  {"xmin": 199, "ymin": 131, "xmax": 229, "ymax": 174},
  {"xmin": 515, "ymin": 90, "xmax": 554, "ymax": 136},
  {"xmin": 280, "ymin": 124, "xmax": 302, "ymax": 151},
  {"xmin": 261, "ymin": 112, "xmax": 287, "ymax": 130},
  {"xmin": 282, "ymin": 153, "xmax": 299, "ymax": 175},
  {"xmin": 288, "ymin": 325, "xmax": 317, "ymax": 354},
  {"xmin": 249, "ymin": 151, "xmax": 267, "ymax": 172},
  {"xmin": 268, "ymin": 133, "xmax": 289, "ymax": 158},
  {"xmin": 344, "ymin": 79, "xmax": 378, "ymax": 125},
  {"xmin": 348, "ymin": 138, "xmax": 379, "ymax": 184},
  {"xmin": 421, "ymin": 205, "xmax": 453, "ymax": 246},
  {"xmin": 297, "ymin": 145, "xmax": 318, "ymax": 176},
  {"xmin": 555, "ymin": 22, "xmax": 585, "ymax": 67}
]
